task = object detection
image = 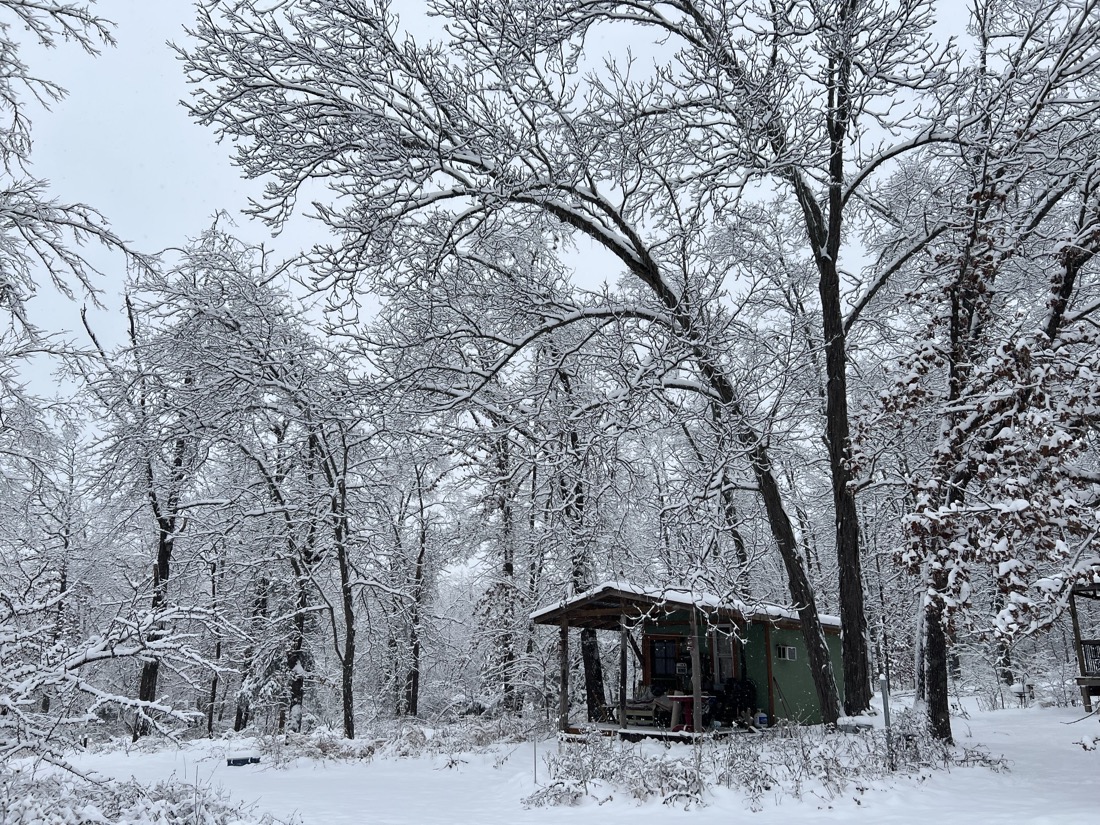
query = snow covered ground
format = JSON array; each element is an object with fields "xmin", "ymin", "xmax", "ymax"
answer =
[{"xmin": 62, "ymin": 703, "xmax": 1098, "ymax": 825}]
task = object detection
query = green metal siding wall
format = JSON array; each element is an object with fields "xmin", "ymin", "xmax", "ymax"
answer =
[
  {"xmin": 745, "ymin": 624, "xmax": 845, "ymax": 725},
  {"xmin": 769, "ymin": 626, "xmax": 819, "ymax": 723},
  {"xmin": 639, "ymin": 613, "xmax": 846, "ymax": 726},
  {"xmin": 742, "ymin": 623, "xmax": 770, "ymax": 718}
]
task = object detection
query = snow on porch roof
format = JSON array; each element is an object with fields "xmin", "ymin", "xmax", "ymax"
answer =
[{"xmin": 530, "ymin": 580, "xmax": 841, "ymax": 631}]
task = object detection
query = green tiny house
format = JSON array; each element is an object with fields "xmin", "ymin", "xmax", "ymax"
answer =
[{"xmin": 531, "ymin": 581, "xmax": 845, "ymax": 733}]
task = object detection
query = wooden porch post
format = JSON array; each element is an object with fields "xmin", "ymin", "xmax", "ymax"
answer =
[
  {"xmin": 559, "ymin": 619, "xmax": 570, "ymax": 732},
  {"xmin": 1069, "ymin": 589, "xmax": 1092, "ymax": 713},
  {"xmin": 619, "ymin": 615, "xmax": 628, "ymax": 730},
  {"xmin": 690, "ymin": 607, "xmax": 702, "ymax": 733}
]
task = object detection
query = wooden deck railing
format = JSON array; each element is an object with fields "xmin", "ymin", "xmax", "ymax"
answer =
[{"xmin": 1082, "ymin": 640, "xmax": 1100, "ymax": 676}]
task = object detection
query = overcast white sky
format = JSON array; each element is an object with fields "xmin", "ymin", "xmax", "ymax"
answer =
[
  {"xmin": 19, "ymin": 1, "xmax": 450, "ymax": 361},
  {"xmin": 20, "ymin": 1, "xmax": 266, "ymax": 358},
  {"xmin": 29, "ymin": 1, "xmax": 439, "ymax": 250},
  {"xmin": 30, "ymin": 2, "xmax": 293, "ymax": 254},
  {"xmin": 21, "ymin": 0, "xmax": 970, "ymax": 369}
]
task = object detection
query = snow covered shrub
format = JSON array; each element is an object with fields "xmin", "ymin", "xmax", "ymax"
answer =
[
  {"xmin": 708, "ymin": 730, "xmax": 777, "ymax": 811},
  {"xmin": 522, "ymin": 778, "xmax": 588, "ymax": 807},
  {"xmin": 389, "ymin": 723, "xmax": 429, "ymax": 757},
  {"xmin": 258, "ymin": 728, "xmax": 380, "ymax": 765},
  {"xmin": 425, "ymin": 712, "xmax": 542, "ymax": 751},
  {"xmin": 254, "ymin": 713, "xmax": 544, "ymax": 767},
  {"xmin": 0, "ymin": 770, "xmax": 295, "ymax": 825},
  {"xmin": 888, "ymin": 710, "xmax": 953, "ymax": 770},
  {"xmin": 526, "ymin": 718, "xmax": 1007, "ymax": 810},
  {"xmin": 880, "ymin": 708, "xmax": 998, "ymax": 772},
  {"xmin": 524, "ymin": 732, "xmax": 704, "ymax": 809},
  {"xmin": 363, "ymin": 713, "xmax": 546, "ymax": 760}
]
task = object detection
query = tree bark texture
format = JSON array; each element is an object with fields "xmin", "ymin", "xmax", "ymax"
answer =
[
  {"xmin": 924, "ymin": 591, "xmax": 953, "ymax": 743},
  {"xmin": 286, "ymin": 579, "xmax": 309, "ymax": 733},
  {"xmin": 133, "ymin": 529, "xmax": 171, "ymax": 740},
  {"xmin": 404, "ymin": 470, "xmax": 429, "ymax": 717},
  {"xmin": 750, "ymin": 440, "xmax": 842, "ymax": 725},
  {"xmin": 580, "ymin": 628, "xmax": 606, "ymax": 722}
]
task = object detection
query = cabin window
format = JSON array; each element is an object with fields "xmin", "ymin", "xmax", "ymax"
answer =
[
  {"xmin": 714, "ymin": 626, "xmax": 736, "ymax": 684},
  {"xmin": 776, "ymin": 645, "xmax": 797, "ymax": 661},
  {"xmin": 649, "ymin": 638, "xmax": 680, "ymax": 689}
]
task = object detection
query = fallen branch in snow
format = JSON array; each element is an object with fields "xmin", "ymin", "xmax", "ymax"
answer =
[{"xmin": 1060, "ymin": 705, "xmax": 1100, "ymax": 724}]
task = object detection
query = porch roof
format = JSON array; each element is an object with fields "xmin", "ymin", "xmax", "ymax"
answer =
[{"xmin": 530, "ymin": 580, "xmax": 841, "ymax": 631}]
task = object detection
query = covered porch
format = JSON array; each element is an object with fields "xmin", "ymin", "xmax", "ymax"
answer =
[
  {"xmin": 1069, "ymin": 582, "xmax": 1100, "ymax": 711},
  {"xmin": 531, "ymin": 581, "xmax": 843, "ymax": 736}
]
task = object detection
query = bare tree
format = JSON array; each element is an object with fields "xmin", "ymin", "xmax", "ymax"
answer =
[
  {"xmin": 0, "ymin": 1, "xmax": 152, "ymax": 328},
  {"xmin": 855, "ymin": 0, "xmax": 1100, "ymax": 740},
  {"xmin": 187, "ymin": 0, "xmax": 999, "ymax": 723}
]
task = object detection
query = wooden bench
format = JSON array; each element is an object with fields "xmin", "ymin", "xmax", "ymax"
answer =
[{"xmin": 622, "ymin": 702, "xmax": 657, "ymax": 726}]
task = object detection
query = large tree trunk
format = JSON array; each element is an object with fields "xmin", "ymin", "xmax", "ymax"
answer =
[
  {"xmin": 130, "ymin": 345, "xmax": 191, "ymax": 741},
  {"xmin": 569, "ymin": 515, "xmax": 607, "ymax": 720},
  {"xmin": 913, "ymin": 596, "xmax": 927, "ymax": 703},
  {"xmin": 133, "ymin": 514, "xmax": 175, "ymax": 741},
  {"xmin": 750, "ymin": 441, "xmax": 842, "ymax": 725},
  {"xmin": 495, "ymin": 435, "xmax": 517, "ymax": 707},
  {"xmin": 234, "ymin": 578, "xmax": 268, "ymax": 732},
  {"xmin": 820, "ymin": 304, "xmax": 871, "ymax": 715},
  {"xmin": 335, "ymin": 507, "xmax": 357, "ymax": 738},
  {"xmin": 404, "ymin": 470, "xmax": 429, "ymax": 717},
  {"xmin": 551, "ymin": 377, "xmax": 607, "ymax": 721},
  {"xmin": 789, "ymin": 152, "xmax": 871, "ymax": 718},
  {"xmin": 404, "ymin": 621, "xmax": 421, "ymax": 716},
  {"xmin": 314, "ymin": 430, "xmax": 357, "ymax": 739},
  {"xmin": 285, "ymin": 576, "xmax": 309, "ymax": 733},
  {"xmin": 206, "ymin": 558, "xmax": 222, "ymax": 737},
  {"xmin": 925, "ymin": 589, "xmax": 953, "ymax": 743},
  {"xmin": 580, "ymin": 629, "xmax": 607, "ymax": 721},
  {"xmin": 778, "ymin": 1, "xmax": 873, "ymax": 715}
]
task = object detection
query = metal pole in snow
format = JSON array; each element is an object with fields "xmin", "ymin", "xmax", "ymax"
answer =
[{"xmin": 880, "ymin": 672, "xmax": 893, "ymax": 770}]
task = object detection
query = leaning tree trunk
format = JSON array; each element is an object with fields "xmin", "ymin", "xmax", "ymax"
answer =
[
  {"xmin": 750, "ymin": 441, "xmax": 842, "ymax": 725},
  {"xmin": 790, "ymin": 165, "xmax": 872, "ymax": 716}
]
